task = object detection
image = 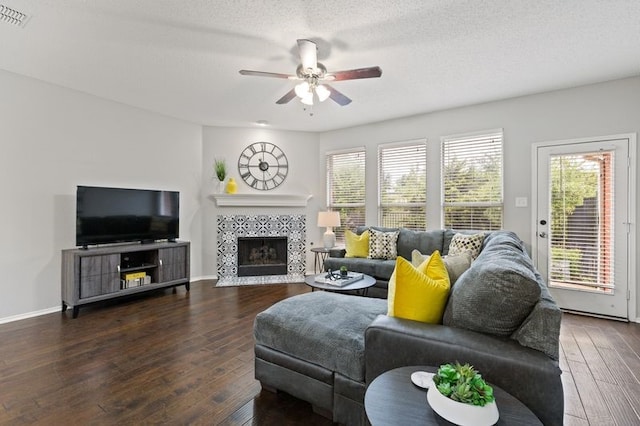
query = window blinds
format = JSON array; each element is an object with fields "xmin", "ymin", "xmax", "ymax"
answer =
[
  {"xmin": 442, "ymin": 130, "xmax": 503, "ymax": 230},
  {"xmin": 549, "ymin": 152, "xmax": 614, "ymax": 293},
  {"xmin": 326, "ymin": 149, "xmax": 366, "ymax": 241},
  {"xmin": 378, "ymin": 141, "xmax": 427, "ymax": 230}
]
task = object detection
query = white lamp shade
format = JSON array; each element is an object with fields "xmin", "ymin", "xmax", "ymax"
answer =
[
  {"xmin": 318, "ymin": 211, "xmax": 340, "ymax": 248},
  {"xmin": 317, "ymin": 211, "xmax": 341, "ymax": 227},
  {"xmin": 315, "ymin": 84, "xmax": 330, "ymax": 102},
  {"xmin": 300, "ymin": 92, "xmax": 314, "ymax": 105},
  {"xmin": 295, "ymin": 81, "xmax": 310, "ymax": 98}
]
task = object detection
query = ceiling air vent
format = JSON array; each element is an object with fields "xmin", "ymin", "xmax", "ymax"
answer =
[{"xmin": 0, "ymin": 4, "xmax": 28, "ymax": 27}]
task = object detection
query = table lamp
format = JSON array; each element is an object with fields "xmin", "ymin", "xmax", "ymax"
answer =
[{"xmin": 317, "ymin": 211, "xmax": 341, "ymax": 249}]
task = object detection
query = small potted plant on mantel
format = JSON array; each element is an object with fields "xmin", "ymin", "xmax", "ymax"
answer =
[
  {"xmin": 428, "ymin": 362, "xmax": 499, "ymax": 426},
  {"xmin": 214, "ymin": 158, "xmax": 227, "ymax": 193}
]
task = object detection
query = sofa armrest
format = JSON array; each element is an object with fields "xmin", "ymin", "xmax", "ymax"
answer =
[
  {"xmin": 365, "ymin": 315, "xmax": 564, "ymax": 426},
  {"xmin": 329, "ymin": 248, "xmax": 346, "ymax": 258}
]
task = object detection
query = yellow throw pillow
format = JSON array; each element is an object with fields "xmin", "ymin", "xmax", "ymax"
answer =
[
  {"xmin": 345, "ymin": 229, "xmax": 370, "ymax": 258},
  {"xmin": 387, "ymin": 251, "xmax": 451, "ymax": 324}
]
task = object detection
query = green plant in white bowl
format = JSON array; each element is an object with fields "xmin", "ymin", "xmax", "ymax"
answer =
[
  {"xmin": 428, "ymin": 362, "xmax": 499, "ymax": 425},
  {"xmin": 433, "ymin": 362, "xmax": 495, "ymax": 406}
]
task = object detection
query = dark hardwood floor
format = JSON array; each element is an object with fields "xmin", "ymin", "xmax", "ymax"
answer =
[{"xmin": 0, "ymin": 281, "xmax": 639, "ymax": 425}]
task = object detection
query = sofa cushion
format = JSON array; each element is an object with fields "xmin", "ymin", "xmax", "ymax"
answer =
[
  {"xmin": 448, "ymin": 232, "xmax": 485, "ymax": 259},
  {"xmin": 411, "ymin": 250, "xmax": 473, "ymax": 286},
  {"xmin": 254, "ymin": 292, "xmax": 387, "ymax": 382},
  {"xmin": 368, "ymin": 228, "xmax": 399, "ymax": 260},
  {"xmin": 396, "ymin": 228, "xmax": 445, "ymax": 260},
  {"xmin": 387, "ymin": 253, "xmax": 450, "ymax": 324},
  {"xmin": 511, "ymin": 268, "xmax": 562, "ymax": 360},
  {"xmin": 345, "ymin": 229, "xmax": 370, "ymax": 258},
  {"xmin": 443, "ymin": 239, "xmax": 541, "ymax": 337},
  {"xmin": 374, "ymin": 259, "xmax": 397, "ymax": 280}
]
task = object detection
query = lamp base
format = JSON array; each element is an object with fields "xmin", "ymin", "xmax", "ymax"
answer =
[{"xmin": 323, "ymin": 231, "xmax": 336, "ymax": 249}]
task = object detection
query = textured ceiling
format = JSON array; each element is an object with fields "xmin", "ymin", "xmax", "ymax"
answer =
[{"xmin": 1, "ymin": 0, "xmax": 639, "ymax": 132}]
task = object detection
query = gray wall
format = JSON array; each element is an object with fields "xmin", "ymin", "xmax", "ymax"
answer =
[
  {"xmin": 201, "ymin": 126, "xmax": 322, "ymax": 277},
  {"xmin": 0, "ymin": 69, "xmax": 203, "ymax": 321},
  {"xmin": 319, "ymin": 76, "xmax": 640, "ymax": 319},
  {"xmin": 1, "ymin": 66, "xmax": 638, "ymax": 322}
]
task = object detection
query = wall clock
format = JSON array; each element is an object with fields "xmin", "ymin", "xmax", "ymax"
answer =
[{"xmin": 237, "ymin": 142, "xmax": 288, "ymax": 190}]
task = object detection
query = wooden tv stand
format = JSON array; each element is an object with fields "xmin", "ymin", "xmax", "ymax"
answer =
[{"xmin": 61, "ymin": 241, "xmax": 190, "ymax": 318}]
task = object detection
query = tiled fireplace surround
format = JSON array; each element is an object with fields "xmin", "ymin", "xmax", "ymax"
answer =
[{"xmin": 217, "ymin": 214, "xmax": 306, "ymax": 285}]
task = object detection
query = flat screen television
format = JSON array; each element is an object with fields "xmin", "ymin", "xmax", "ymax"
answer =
[{"xmin": 76, "ymin": 185, "xmax": 180, "ymax": 247}]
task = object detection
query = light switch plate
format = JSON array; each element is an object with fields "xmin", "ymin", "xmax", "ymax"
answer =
[{"xmin": 515, "ymin": 197, "xmax": 528, "ymax": 208}]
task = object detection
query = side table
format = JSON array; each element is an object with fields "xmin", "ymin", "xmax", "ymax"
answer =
[
  {"xmin": 310, "ymin": 247, "xmax": 333, "ymax": 274},
  {"xmin": 364, "ymin": 365, "xmax": 542, "ymax": 426}
]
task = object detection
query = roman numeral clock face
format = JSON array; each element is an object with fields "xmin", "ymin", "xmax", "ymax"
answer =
[{"xmin": 237, "ymin": 142, "xmax": 289, "ymax": 190}]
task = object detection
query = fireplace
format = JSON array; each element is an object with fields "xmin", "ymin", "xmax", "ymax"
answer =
[
  {"xmin": 237, "ymin": 237, "xmax": 288, "ymax": 276},
  {"xmin": 217, "ymin": 214, "xmax": 306, "ymax": 285}
]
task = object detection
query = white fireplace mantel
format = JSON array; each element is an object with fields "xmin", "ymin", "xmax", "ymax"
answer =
[{"xmin": 212, "ymin": 193, "xmax": 313, "ymax": 207}]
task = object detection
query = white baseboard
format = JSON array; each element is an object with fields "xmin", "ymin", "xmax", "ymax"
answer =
[
  {"xmin": 0, "ymin": 306, "xmax": 60, "ymax": 325},
  {"xmin": 0, "ymin": 277, "xmax": 217, "ymax": 325}
]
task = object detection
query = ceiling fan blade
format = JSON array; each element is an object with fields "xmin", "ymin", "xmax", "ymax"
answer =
[
  {"xmin": 276, "ymin": 88, "xmax": 297, "ymax": 104},
  {"xmin": 329, "ymin": 66, "xmax": 382, "ymax": 81},
  {"xmin": 326, "ymin": 85, "xmax": 352, "ymax": 106},
  {"xmin": 239, "ymin": 70, "xmax": 295, "ymax": 79},
  {"xmin": 297, "ymin": 39, "xmax": 318, "ymax": 72}
]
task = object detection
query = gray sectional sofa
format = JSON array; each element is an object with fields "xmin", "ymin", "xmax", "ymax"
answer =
[
  {"xmin": 324, "ymin": 226, "xmax": 464, "ymax": 298},
  {"xmin": 254, "ymin": 230, "xmax": 563, "ymax": 425}
]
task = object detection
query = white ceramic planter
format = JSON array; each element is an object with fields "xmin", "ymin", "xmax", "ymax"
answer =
[{"xmin": 427, "ymin": 382, "xmax": 499, "ymax": 426}]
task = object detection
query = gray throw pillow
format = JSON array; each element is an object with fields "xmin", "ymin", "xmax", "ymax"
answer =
[{"xmin": 443, "ymin": 254, "xmax": 541, "ymax": 337}]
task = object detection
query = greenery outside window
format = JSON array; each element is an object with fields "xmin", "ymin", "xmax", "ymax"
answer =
[
  {"xmin": 326, "ymin": 148, "xmax": 366, "ymax": 242},
  {"xmin": 442, "ymin": 129, "xmax": 503, "ymax": 230},
  {"xmin": 378, "ymin": 140, "xmax": 427, "ymax": 229}
]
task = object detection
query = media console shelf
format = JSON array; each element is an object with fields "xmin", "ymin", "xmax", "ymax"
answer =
[{"xmin": 61, "ymin": 241, "xmax": 190, "ymax": 318}]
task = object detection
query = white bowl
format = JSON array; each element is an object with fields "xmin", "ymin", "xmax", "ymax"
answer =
[{"xmin": 427, "ymin": 382, "xmax": 499, "ymax": 426}]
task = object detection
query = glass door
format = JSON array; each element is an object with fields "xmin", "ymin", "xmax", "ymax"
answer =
[{"xmin": 535, "ymin": 138, "xmax": 630, "ymax": 319}]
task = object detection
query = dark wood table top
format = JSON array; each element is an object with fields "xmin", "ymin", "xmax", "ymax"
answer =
[{"xmin": 365, "ymin": 365, "xmax": 542, "ymax": 426}]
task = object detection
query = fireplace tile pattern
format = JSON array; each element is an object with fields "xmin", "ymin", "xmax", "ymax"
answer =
[{"xmin": 217, "ymin": 214, "xmax": 306, "ymax": 284}]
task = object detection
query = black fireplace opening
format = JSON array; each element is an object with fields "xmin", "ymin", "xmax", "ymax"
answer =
[{"xmin": 237, "ymin": 237, "xmax": 288, "ymax": 277}]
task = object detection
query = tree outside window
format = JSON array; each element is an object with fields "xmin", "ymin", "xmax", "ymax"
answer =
[
  {"xmin": 327, "ymin": 149, "xmax": 366, "ymax": 242},
  {"xmin": 442, "ymin": 130, "xmax": 503, "ymax": 230}
]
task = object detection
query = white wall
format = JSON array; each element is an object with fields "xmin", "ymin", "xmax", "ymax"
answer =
[
  {"xmin": 0, "ymin": 69, "xmax": 203, "ymax": 321},
  {"xmin": 319, "ymin": 76, "xmax": 640, "ymax": 319},
  {"xmin": 201, "ymin": 126, "xmax": 322, "ymax": 277}
]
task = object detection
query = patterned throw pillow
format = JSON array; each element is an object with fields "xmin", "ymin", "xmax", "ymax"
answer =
[
  {"xmin": 368, "ymin": 228, "xmax": 399, "ymax": 260},
  {"xmin": 448, "ymin": 233, "xmax": 485, "ymax": 260}
]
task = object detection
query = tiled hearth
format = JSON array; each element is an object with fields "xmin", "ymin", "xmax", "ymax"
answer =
[{"xmin": 216, "ymin": 214, "xmax": 306, "ymax": 285}]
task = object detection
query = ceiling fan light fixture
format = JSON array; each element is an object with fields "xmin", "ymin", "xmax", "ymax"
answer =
[
  {"xmin": 300, "ymin": 92, "xmax": 314, "ymax": 106},
  {"xmin": 316, "ymin": 84, "xmax": 330, "ymax": 102},
  {"xmin": 294, "ymin": 81, "xmax": 310, "ymax": 98}
]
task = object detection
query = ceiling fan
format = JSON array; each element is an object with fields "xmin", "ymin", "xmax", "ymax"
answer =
[{"xmin": 239, "ymin": 39, "xmax": 382, "ymax": 107}]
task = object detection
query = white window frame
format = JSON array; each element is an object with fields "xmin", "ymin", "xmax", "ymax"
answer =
[
  {"xmin": 441, "ymin": 128, "xmax": 504, "ymax": 230},
  {"xmin": 326, "ymin": 147, "xmax": 366, "ymax": 241},
  {"xmin": 377, "ymin": 139, "xmax": 427, "ymax": 230}
]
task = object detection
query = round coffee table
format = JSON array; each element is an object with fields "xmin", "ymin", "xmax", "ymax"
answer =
[
  {"xmin": 365, "ymin": 365, "xmax": 542, "ymax": 426},
  {"xmin": 305, "ymin": 273, "xmax": 376, "ymax": 296}
]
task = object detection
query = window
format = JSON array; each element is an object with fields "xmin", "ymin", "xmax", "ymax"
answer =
[
  {"xmin": 378, "ymin": 140, "xmax": 427, "ymax": 229},
  {"xmin": 326, "ymin": 148, "xmax": 366, "ymax": 241},
  {"xmin": 549, "ymin": 151, "xmax": 614, "ymax": 292},
  {"xmin": 442, "ymin": 129, "xmax": 503, "ymax": 230}
]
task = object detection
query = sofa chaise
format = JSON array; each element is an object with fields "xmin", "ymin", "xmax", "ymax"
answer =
[{"xmin": 254, "ymin": 230, "xmax": 563, "ymax": 425}]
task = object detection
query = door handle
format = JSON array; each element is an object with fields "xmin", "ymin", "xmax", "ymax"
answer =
[{"xmin": 539, "ymin": 232, "xmax": 547, "ymax": 238}]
